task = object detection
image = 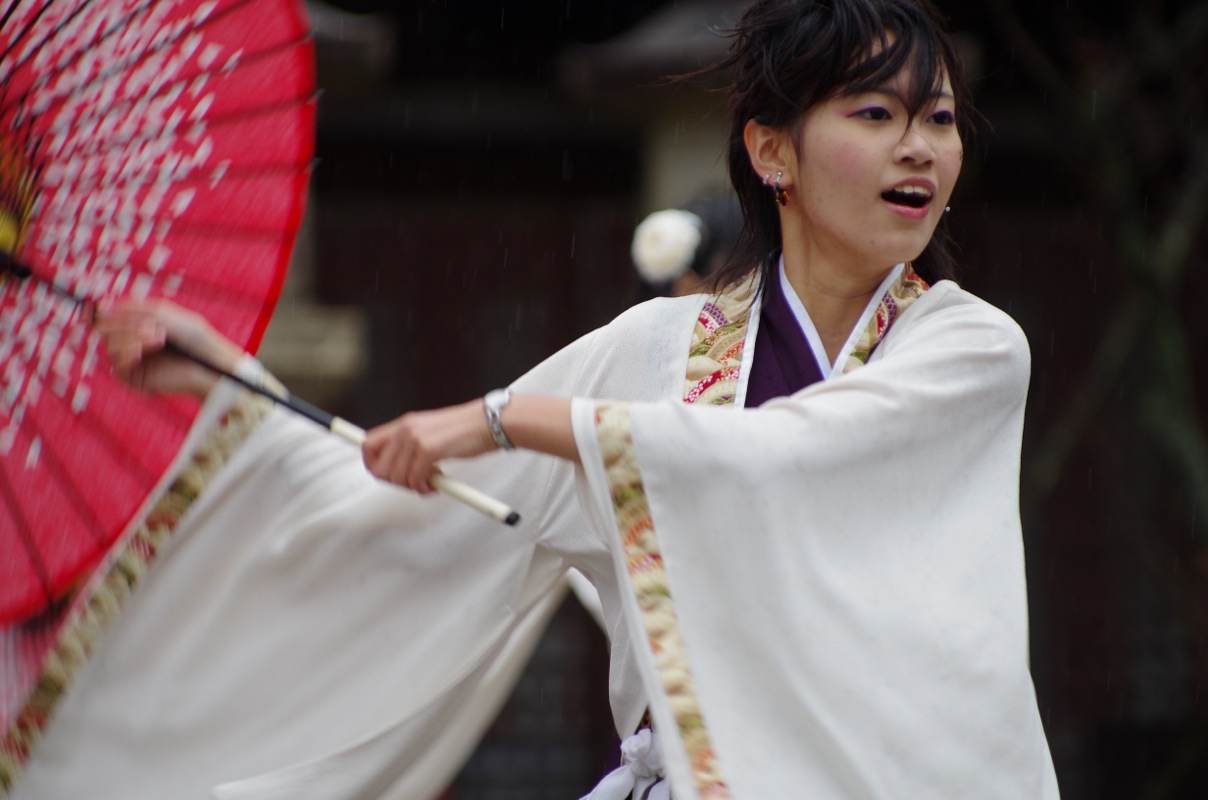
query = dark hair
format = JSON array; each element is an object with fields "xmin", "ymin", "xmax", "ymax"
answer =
[{"xmin": 706, "ymin": 0, "xmax": 976, "ymax": 293}]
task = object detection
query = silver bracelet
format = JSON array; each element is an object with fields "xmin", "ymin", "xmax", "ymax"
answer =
[{"xmin": 483, "ymin": 388, "xmax": 514, "ymax": 451}]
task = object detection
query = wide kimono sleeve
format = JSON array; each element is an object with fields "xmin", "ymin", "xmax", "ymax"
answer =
[
  {"xmin": 10, "ymin": 325, "xmax": 611, "ymax": 800},
  {"xmin": 571, "ymin": 283, "xmax": 1060, "ymax": 800}
]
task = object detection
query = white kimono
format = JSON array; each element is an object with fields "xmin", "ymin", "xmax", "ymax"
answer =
[{"xmin": 8, "ymin": 277, "xmax": 1059, "ymax": 799}]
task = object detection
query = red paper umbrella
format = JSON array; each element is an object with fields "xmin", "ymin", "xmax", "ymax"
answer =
[{"xmin": 0, "ymin": 0, "xmax": 316, "ymax": 624}]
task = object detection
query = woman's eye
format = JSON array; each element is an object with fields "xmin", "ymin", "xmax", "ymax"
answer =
[
  {"xmin": 857, "ymin": 107, "xmax": 892, "ymax": 121},
  {"xmin": 929, "ymin": 110, "xmax": 956, "ymax": 126}
]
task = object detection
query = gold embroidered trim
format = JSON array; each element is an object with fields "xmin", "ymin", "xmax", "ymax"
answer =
[
  {"xmin": 596, "ymin": 402, "xmax": 729, "ymax": 799},
  {"xmin": 0, "ymin": 392, "xmax": 272, "ymax": 793},
  {"xmin": 841, "ymin": 264, "xmax": 929, "ymax": 373},
  {"xmin": 683, "ymin": 275, "xmax": 756, "ymax": 407},
  {"xmin": 595, "ymin": 266, "xmax": 927, "ymax": 799}
]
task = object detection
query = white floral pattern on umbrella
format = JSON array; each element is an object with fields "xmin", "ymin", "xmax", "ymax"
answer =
[{"xmin": 0, "ymin": 0, "xmax": 315, "ymax": 623}]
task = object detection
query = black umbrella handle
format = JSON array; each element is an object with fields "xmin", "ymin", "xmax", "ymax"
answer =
[
  {"xmin": 166, "ymin": 343, "xmax": 522, "ymax": 527},
  {"xmin": 167, "ymin": 343, "xmax": 333, "ymax": 428},
  {"xmin": 3, "ymin": 259, "xmax": 521, "ymax": 526}
]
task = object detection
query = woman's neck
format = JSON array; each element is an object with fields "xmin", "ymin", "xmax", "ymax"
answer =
[{"xmin": 780, "ymin": 248, "xmax": 892, "ymax": 364}]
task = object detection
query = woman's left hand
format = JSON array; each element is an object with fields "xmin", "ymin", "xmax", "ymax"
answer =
[{"xmin": 362, "ymin": 400, "xmax": 497, "ymax": 494}]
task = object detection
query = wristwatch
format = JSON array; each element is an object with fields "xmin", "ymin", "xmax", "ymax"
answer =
[{"xmin": 483, "ymin": 388, "xmax": 514, "ymax": 451}]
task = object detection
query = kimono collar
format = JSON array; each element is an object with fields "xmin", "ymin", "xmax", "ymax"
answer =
[{"xmin": 683, "ymin": 261, "xmax": 930, "ymax": 408}]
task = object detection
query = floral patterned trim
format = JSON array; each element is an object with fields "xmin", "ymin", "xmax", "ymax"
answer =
[
  {"xmin": 683, "ymin": 275, "xmax": 757, "ymax": 408},
  {"xmin": 0, "ymin": 392, "xmax": 272, "ymax": 794},
  {"xmin": 595, "ymin": 403, "xmax": 729, "ymax": 800},
  {"xmin": 841, "ymin": 264, "xmax": 929, "ymax": 374},
  {"xmin": 595, "ymin": 265, "xmax": 928, "ymax": 799}
]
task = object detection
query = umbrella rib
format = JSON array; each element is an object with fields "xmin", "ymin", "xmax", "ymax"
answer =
[
  {"xmin": 0, "ymin": 459, "xmax": 55, "ymax": 611},
  {"xmin": 0, "ymin": 0, "xmax": 161, "ymax": 115},
  {"xmin": 8, "ymin": 258, "xmax": 267, "ymax": 339},
  {"xmin": 77, "ymin": 402, "xmax": 172, "ymax": 487},
  {"xmin": 31, "ymin": 156, "xmax": 314, "ymax": 198},
  {"xmin": 0, "ymin": 0, "xmax": 26, "ymax": 44},
  {"xmin": 0, "ymin": 0, "xmax": 78, "ymax": 76},
  {"xmin": 34, "ymin": 210, "xmax": 308, "ymax": 244},
  {"xmin": 29, "ymin": 33, "xmax": 314, "ymax": 138},
  {"xmin": 0, "ymin": 0, "xmax": 298, "ymax": 122},
  {"xmin": 0, "ymin": 0, "xmax": 112, "ymax": 123},
  {"xmin": 35, "ymin": 157, "xmax": 316, "ymax": 188},
  {"xmin": 18, "ymin": 392, "xmax": 112, "ymax": 547},
  {"xmin": 0, "ymin": 0, "xmax": 316, "ymax": 623},
  {"xmin": 27, "ymin": 92, "xmax": 317, "ymax": 165}
]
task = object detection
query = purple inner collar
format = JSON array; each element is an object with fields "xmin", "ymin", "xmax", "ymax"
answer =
[{"xmin": 744, "ymin": 273, "xmax": 825, "ymax": 408}]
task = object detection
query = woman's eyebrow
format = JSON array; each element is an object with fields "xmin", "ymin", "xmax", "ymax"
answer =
[{"xmin": 851, "ymin": 86, "xmax": 956, "ymax": 104}]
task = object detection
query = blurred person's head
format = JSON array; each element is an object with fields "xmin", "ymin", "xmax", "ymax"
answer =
[{"xmin": 631, "ymin": 193, "xmax": 743, "ymax": 298}]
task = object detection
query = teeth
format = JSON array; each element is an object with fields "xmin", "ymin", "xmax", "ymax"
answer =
[{"xmin": 881, "ymin": 185, "xmax": 933, "ymax": 209}]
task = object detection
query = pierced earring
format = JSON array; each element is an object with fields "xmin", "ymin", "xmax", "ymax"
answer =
[
  {"xmin": 944, "ymin": 206, "xmax": 951, "ymax": 214},
  {"xmin": 772, "ymin": 171, "xmax": 789, "ymax": 206}
]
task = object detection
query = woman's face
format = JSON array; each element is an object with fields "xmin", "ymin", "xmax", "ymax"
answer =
[{"xmin": 783, "ymin": 67, "xmax": 963, "ymax": 277}]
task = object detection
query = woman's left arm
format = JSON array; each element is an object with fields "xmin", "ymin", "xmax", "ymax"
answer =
[{"xmin": 361, "ymin": 393, "xmax": 578, "ymax": 494}]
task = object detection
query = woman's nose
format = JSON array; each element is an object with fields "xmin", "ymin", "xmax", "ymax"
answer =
[{"xmin": 895, "ymin": 125, "xmax": 936, "ymax": 165}]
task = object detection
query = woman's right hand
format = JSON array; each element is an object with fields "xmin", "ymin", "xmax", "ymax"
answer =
[{"xmin": 93, "ymin": 299, "xmax": 245, "ymax": 398}]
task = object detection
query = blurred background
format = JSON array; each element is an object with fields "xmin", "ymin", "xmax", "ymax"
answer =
[{"xmin": 258, "ymin": 1, "xmax": 1208, "ymax": 798}]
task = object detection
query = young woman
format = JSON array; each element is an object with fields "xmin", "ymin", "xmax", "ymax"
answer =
[{"xmin": 31, "ymin": 0, "xmax": 1058, "ymax": 798}]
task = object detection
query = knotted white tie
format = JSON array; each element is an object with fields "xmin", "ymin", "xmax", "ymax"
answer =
[{"xmin": 579, "ymin": 728, "xmax": 670, "ymax": 800}]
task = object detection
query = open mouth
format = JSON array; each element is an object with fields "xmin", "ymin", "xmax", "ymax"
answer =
[{"xmin": 881, "ymin": 186, "xmax": 932, "ymax": 209}]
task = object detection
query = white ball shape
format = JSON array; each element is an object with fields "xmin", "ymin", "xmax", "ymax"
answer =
[{"xmin": 630, "ymin": 209, "xmax": 704, "ymax": 283}]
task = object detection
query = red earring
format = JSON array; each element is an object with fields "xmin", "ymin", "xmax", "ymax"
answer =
[{"xmin": 762, "ymin": 172, "xmax": 789, "ymax": 206}]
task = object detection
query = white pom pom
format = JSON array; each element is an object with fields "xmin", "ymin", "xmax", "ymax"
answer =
[{"xmin": 631, "ymin": 209, "xmax": 703, "ymax": 283}]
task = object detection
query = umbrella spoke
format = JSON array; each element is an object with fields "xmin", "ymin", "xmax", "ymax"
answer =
[
  {"xmin": 0, "ymin": 0, "xmax": 295, "ymax": 124},
  {"xmin": 76, "ymin": 401, "xmax": 169, "ymax": 488},
  {"xmin": 0, "ymin": 0, "xmax": 60, "ymax": 77},
  {"xmin": 5, "ymin": 25, "xmax": 311, "ymax": 135},
  {"xmin": 32, "ymin": 34, "xmax": 313, "ymax": 141},
  {"xmin": 27, "ymin": 93, "xmax": 316, "ymax": 167},
  {"xmin": 0, "ymin": 0, "xmax": 161, "ymax": 116},
  {"xmin": 0, "ymin": 459, "xmax": 54, "ymax": 611},
  {"xmin": 34, "ymin": 204, "xmax": 307, "ymax": 242},
  {"xmin": 30, "ymin": 147, "xmax": 313, "ymax": 200},
  {"xmin": 0, "ymin": 0, "xmax": 314, "ymax": 624},
  {"xmin": 20, "ymin": 389, "xmax": 111, "ymax": 546}
]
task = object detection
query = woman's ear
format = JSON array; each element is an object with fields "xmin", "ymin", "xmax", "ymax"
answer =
[{"xmin": 743, "ymin": 118, "xmax": 795, "ymax": 187}]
